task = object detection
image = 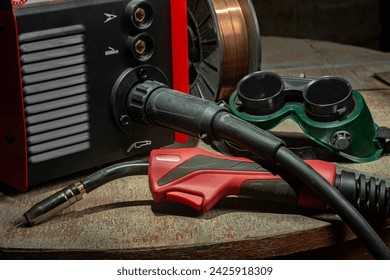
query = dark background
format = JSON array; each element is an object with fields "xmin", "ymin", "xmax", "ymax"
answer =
[{"xmin": 252, "ymin": 0, "xmax": 390, "ymax": 51}]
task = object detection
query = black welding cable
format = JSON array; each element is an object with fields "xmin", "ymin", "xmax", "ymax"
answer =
[
  {"xmin": 82, "ymin": 160, "xmax": 149, "ymax": 192},
  {"xmin": 137, "ymin": 81, "xmax": 390, "ymax": 259}
]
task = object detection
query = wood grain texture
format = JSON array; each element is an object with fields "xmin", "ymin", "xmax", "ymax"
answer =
[{"xmin": 1, "ymin": 37, "xmax": 390, "ymax": 259}]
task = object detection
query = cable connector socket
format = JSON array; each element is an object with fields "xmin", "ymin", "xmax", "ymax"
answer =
[
  {"xmin": 127, "ymin": 80, "xmax": 167, "ymax": 124},
  {"xmin": 127, "ymin": 80, "xmax": 229, "ymax": 144}
]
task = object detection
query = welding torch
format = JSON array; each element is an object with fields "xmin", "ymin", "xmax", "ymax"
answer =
[{"xmin": 19, "ymin": 147, "xmax": 390, "ymax": 227}]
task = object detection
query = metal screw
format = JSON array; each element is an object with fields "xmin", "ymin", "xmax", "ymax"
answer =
[
  {"xmin": 134, "ymin": 7, "xmax": 146, "ymax": 23},
  {"xmin": 134, "ymin": 39, "xmax": 146, "ymax": 55},
  {"xmin": 6, "ymin": 134, "xmax": 15, "ymax": 144},
  {"xmin": 119, "ymin": 115, "xmax": 130, "ymax": 126},
  {"xmin": 138, "ymin": 68, "xmax": 148, "ymax": 79}
]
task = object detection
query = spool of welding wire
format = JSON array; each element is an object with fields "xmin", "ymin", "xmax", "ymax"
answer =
[
  {"xmin": 237, "ymin": 71, "xmax": 285, "ymax": 115},
  {"xmin": 303, "ymin": 76, "xmax": 355, "ymax": 122},
  {"xmin": 187, "ymin": 0, "xmax": 260, "ymax": 101}
]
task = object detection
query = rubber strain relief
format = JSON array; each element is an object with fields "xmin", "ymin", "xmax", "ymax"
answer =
[
  {"xmin": 336, "ymin": 170, "xmax": 390, "ymax": 216},
  {"xmin": 127, "ymin": 80, "xmax": 168, "ymax": 124},
  {"xmin": 142, "ymin": 84, "xmax": 228, "ymax": 142},
  {"xmin": 212, "ymin": 112, "xmax": 285, "ymax": 162}
]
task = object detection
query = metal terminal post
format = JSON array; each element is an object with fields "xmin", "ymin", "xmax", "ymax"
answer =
[
  {"xmin": 134, "ymin": 39, "xmax": 146, "ymax": 55},
  {"xmin": 23, "ymin": 182, "xmax": 86, "ymax": 226},
  {"xmin": 134, "ymin": 7, "xmax": 146, "ymax": 23}
]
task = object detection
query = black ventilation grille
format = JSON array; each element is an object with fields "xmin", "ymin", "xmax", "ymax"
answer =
[{"xmin": 19, "ymin": 25, "xmax": 91, "ymax": 164}]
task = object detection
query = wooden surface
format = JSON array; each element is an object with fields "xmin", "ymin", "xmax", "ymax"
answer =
[{"xmin": 1, "ymin": 37, "xmax": 390, "ymax": 259}]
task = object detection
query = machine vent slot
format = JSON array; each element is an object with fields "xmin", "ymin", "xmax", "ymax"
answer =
[{"xmin": 19, "ymin": 25, "xmax": 91, "ymax": 164}]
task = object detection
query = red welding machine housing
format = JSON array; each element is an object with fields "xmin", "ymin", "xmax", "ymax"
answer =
[{"xmin": 0, "ymin": 0, "xmax": 188, "ymax": 191}]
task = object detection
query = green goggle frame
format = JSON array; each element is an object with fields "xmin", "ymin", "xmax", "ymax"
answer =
[{"xmin": 229, "ymin": 71, "xmax": 383, "ymax": 162}]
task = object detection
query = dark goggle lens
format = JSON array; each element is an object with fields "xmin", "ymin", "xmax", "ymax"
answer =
[
  {"xmin": 304, "ymin": 77, "xmax": 355, "ymax": 121},
  {"xmin": 237, "ymin": 71, "xmax": 284, "ymax": 115}
]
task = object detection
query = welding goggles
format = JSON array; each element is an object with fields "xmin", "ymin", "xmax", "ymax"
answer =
[{"xmin": 228, "ymin": 71, "xmax": 389, "ymax": 162}]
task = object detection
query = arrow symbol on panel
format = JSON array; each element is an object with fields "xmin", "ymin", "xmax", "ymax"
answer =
[{"xmin": 104, "ymin": 13, "xmax": 118, "ymax": 23}]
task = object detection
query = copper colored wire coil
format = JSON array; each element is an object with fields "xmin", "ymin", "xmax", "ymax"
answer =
[
  {"xmin": 187, "ymin": 0, "xmax": 259, "ymax": 101},
  {"xmin": 212, "ymin": 0, "xmax": 249, "ymax": 100}
]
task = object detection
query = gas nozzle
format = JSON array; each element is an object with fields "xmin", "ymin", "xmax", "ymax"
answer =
[
  {"xmin": 23, "ymin": 182, "xmax": 86, "ymax": 226},
  {"xmin": 19, "ymin": 161, "xmax": 149, "ymax": 226}
]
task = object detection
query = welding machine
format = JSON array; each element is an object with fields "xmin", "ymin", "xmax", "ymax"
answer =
[
  {"xmin": 0, "ymin": 0, "xmax": 260, "ymax": 191},
  {"xmin": 0, "ymin": 0, "xmax": 189, "ymax": 191}
]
